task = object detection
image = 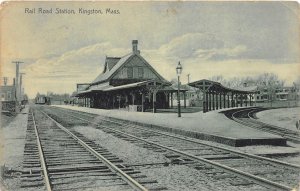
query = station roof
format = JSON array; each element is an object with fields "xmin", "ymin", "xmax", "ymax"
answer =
[
  {"xmin": 92, "ymin": 53, "xmax": 133, "ymax": 84},
  {"xmin": 91, "ymin": 52, "xmax": 169, "ymax": 85},
  {"xmin": 75, "ymin": 79, "xmax": 179, "ymax": 97},
  {"xmin": 188, "ymin": 79, "xmax": 257, "ymax": 94}
]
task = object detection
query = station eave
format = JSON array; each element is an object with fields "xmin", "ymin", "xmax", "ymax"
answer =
[{"xmin": 75, "ymin": 79, "xmax": 172, "ymax": 97}]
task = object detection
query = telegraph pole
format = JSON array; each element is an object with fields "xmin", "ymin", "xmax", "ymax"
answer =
[
  {"xmin": 12, "ymin": 61, "xmax": 24, "ymax": 102},
  {"xmin": 3, "ymin": 77, "xmax": 8, "ymax": 86},
  {"xmin": 187, "ymin": 74, "xmax": 190, "ymax": 84},
  {"xmin": 20, "ymin": 73, "xmax": 26, "ymax": 102}
]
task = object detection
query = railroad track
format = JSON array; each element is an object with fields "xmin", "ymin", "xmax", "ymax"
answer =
[
  {"xmin": 229, "ymin": 107, "xmax": 300, "ymax": 143},
  {"xmin": 21, "ymin": 108, "xmax": 164, "ymax": 191},
  {"xmin": 42, "ymin": 106, "xmax": 300, "ymax": 191}
]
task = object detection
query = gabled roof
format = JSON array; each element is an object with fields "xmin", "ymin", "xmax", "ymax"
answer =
[
  {"xmin": 92, "ymin": 53, "xmax": 133, "ymax": 84},
  {"xmin": 91, "ymin": 52, "xmax": 169, "ymax": 85}
]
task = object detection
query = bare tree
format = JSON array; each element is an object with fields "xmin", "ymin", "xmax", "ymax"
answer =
[{"xmin": 254, "ymin": 73, "xmax": 285, "ymax": 106}]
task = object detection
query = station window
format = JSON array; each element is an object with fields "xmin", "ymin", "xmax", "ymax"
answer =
[
  {"xmin": 127, "ymin": 67, "xmax": 133, "ymax": 78},
  {"xmin": 138, "ymin": 67, "xmax": 144, "ymax": 78}
]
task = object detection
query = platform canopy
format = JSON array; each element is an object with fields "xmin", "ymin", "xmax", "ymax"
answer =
[
  {"xmin": 188, "ymin": 79, "xmax": 257, "ymax": 94},
  {"xmin": 75, "ymin": 79, "xmax": 181, "ymax": 97}
]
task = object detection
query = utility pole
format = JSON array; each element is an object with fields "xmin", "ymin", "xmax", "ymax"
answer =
[
  {"xmin": 3, "ymin": 77, "xmax": 8, "ymax": 86},
  {"xmin": 187, "ymin": 74, "xmax": 190, "ymax": 84},
  {"xmin": 20, "ymin": 73, "xmax": 26, "ymax": 102},
  {"xmin": 12, "ymin": 61, "xmax": 24, "ymax": 102}
]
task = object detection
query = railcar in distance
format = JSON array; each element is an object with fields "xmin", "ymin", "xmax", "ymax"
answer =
[{"xmin": 35, "ymin": 96, "xmax": 51, "ymax": 105}]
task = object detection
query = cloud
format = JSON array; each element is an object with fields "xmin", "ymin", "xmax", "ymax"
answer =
[
  {"xmin": 142, "ymin": 35, "xmax": 298, "ymax": 86},
  {"xmin": 159, "ymin": 33, "xmax": 224, "ymax": 59},
  {"xmin": 157, "ymin": 33, "xmax": 247, "ymax": 61},
  {"xmin": 24, "ymin": 42, "xmax": 128, "ymax": 77},
  {"xmin": 18, "ymin": 32, "xmax": 298, "ymax": 98},
  {"xmin": 207, "ymin": 45, "xmax": 248, "ymax": 60},
  {"xmin": 22, "ymin": 42, "xmax": 129, "ymax": 97}
]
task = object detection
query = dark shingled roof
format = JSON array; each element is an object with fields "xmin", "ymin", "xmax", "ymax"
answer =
[{"xmin": 92, "ymin": 53, "xmax": 133, "ymax": 84}]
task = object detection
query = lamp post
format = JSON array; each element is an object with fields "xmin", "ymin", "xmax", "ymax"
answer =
[{"xmin": 176, "ymin": 61, "xmax": 183, "ymax": 117}]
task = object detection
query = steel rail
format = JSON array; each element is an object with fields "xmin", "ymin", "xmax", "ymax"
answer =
[
  {"xmin": 56, "ymin": 110, "xmax": 292, "ymax": 191},
  {"xmin": 31, "ymin": 111, "xmax": 52, "ymax": 191},
  {"xmin": 247, "ymin": 108, "xmax": 262, "ymax": 119},
  {"xmin": 232, "ymin": 108, "xmax": 300, "ymax": 142},
  {"xmin": 247, "ymin": 109, "xmax": 300, "ymax": 136},
  {"xmin": 232, "ymin": 110, "xmax": 288, "ymax": 137},
  {"xmin": 40, "ymin": 110, "xmax": 148, "ymax": 191},
  {"xmin": 54, "ymin": 107, "xmax": 300, "ymax": 170},
  {"xmin": 105, "ymin": 121, "xmax": 300, "ymax": 169}
]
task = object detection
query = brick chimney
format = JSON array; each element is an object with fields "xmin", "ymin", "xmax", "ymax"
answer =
[{"xmin": 132, "ymin": 40, "xmax": 140, "ymax": 54}]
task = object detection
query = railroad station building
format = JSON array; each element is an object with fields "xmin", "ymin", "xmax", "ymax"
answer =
[{"xmin": 75, "ymin": 40, "xmax": 188, "ymax": 112}]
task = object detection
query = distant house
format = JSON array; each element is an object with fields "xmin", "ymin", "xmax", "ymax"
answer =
[
  {"xmin": 0, "ymin": 85, "xmax": 15, "ymax": 101},
  {"xmin": 0, "ymin": 83, "xmax": 17, "ymax": 112},
  {"xmin": 292, "ymin": 83, "xmax": 300, "ymax": 100},
  {"xmin": 75, "ymin": 40, "xmax": 187, "ymax": 112},
  {"xmin": 236, "ymin": 81, "xmax": 300, "ymax": 102},
  {"xmin": 255, "ymin": 86, "xmax": 299, "ymax": 102}
]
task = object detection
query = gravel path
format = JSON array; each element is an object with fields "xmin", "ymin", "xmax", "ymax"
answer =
[
  {"xmin": 0, "ymin": 113, "xmax": 16, "ymax": 128},
  {"xmin": 0, "ymin": 106, "xmax": 29, "ymax": 191}
]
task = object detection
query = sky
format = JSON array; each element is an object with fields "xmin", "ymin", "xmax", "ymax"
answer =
[{"xmin": 1, "ymin": 1, "xmax": 299, "ymax": 98}]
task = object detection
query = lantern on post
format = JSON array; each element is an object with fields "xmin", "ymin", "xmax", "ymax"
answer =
[{"xmin": 176, "ymin": 62, "xmax": 183, "ymax": 117}]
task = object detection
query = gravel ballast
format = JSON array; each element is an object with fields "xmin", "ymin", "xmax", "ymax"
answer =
[
  {"xmin": 74, "ymin": 125, "xmax": 267, "ymax": 190},
  {"xmin": 74, "ymin": 125, "xmax": 169, "ymax": 165}
]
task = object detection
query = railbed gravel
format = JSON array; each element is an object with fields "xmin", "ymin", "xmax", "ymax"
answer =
[
  {"xmin": 74, "ymin": 125, "xmax": 267, "ymax": 191},
  {"xmin": 74, "ymin": 126, "xmax": 169, "ymax": 165}
]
